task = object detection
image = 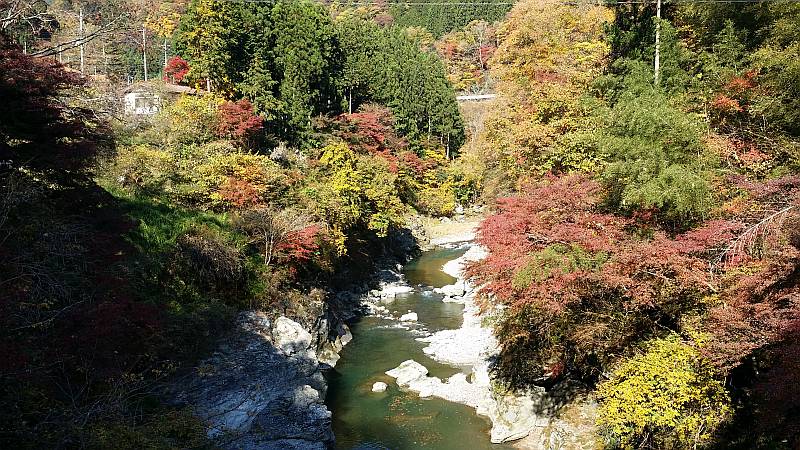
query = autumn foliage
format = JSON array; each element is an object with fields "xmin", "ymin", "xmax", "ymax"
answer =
[
  {"xmin": 216, "ymin": 99, "xmax": 264, "ymax": 145},
  {"xmin": 468, "ymin": 175, "xmax": 745, "ymax": 384},
  {"xmin": 164, "ymin": 56, "xmax": 190, "ymax": 83},
  {"xmin": 0, "ymin": 34, "xmax": 107, "ymax": 171}
]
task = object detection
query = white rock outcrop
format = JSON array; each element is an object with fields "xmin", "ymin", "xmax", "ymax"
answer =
[
  {"xmin": 169, "ymin": 312, "xmax": 334, "ymax": 449},
  {"xmin": 273, "ymin": 316, "xmax": 314, "ymax": 358}
]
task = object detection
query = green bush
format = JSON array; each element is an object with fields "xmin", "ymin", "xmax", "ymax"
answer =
[
  {"xmin": 598, "ymin": 92, "xmax": 716, "ymax": 225},
  {"xmin": 512, "ymin": 244, "xmax": 609, "ymax": 291}
]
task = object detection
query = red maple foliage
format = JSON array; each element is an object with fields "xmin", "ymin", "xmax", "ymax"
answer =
[
  {"xmin": 468, "ymin": 175, "xmax": 745, "ymax": 384},
  {"xmin": 706, "ymin": 241, "xmax": 800, "ymax": 370},
  {"xmin": 711, "ymin": 94, "xmax": 744, "ymax": 113},
  {"xmin": 441, "ymin": 42, "xmax": 458, "ymax": 59},
  {"xmin": 218, "ymin": 177, "xmax": 262, "ymax": 208},
  {"xmin": 399, "ymin": 151, "xmax": 428, "ymax": 177},
  {"xmin": 704, "ymin": 179, "xmax": 800, "ymax": 370},
  {"xmin": 216, "ymin": 99, "xmax": 264, "ymax": 145},
  {"xmin": 277, "ymin": 225, "xmax": 322, "ymax": 263},
  {"xmin": 478, "ymin": 44, "xmax": 495, "ymax": 68},
  {"xmin": 724, "ymin": 71, "xmax": 756, "ymax": 94},
  {"xmin": 332, "ymin": 105, "xmax": 407, "ymax": 155},
  {"xmin": 0, "ymin": 34, "xmax": 108, "ymax": 171},
  {"xmin": 163, "ymin": 56, "xmax": 190, "ymax": 83}
]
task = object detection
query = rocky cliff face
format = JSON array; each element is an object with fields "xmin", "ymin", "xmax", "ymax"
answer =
[
  {"xmin": 168, "ymin": 228, "xmax": 419, "ymax": 449},
  {"xmin": 168, "ymin": 312, "xmax": 336, "ymax": 450}
]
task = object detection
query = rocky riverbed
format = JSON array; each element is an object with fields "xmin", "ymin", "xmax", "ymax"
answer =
[
  {"xmin": 383, "ymin": 237, "xmax": 600, "ymax": 448},
  {"xmin": 169, "ymin": 219, "xmax": 597, "ymax": 449}
]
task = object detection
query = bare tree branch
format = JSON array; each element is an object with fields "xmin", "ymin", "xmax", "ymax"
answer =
[{"xmin": 28, "ymin": 16, "xmax": 124, "ymax": 58}]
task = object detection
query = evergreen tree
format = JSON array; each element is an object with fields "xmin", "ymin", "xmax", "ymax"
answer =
[
  {"xmin": 271, "ymin": 0, "xmax": 340, "ymax": 143},
  {"xmin": 389, "ymin": 0, "xmax": 511, "ymax": 37}
]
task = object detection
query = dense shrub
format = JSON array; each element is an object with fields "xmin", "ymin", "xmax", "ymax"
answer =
[
  {"xmin": 597, "ymin": 335, "xmax": 731, "ymax": 449},
  {"xmin": 145, "ymin": 94, "xmax": 222, "ymax": 147},
  {"xmin": 468, "ymin": 175, "xmax": 740, "ymax": 385},
  {"xmin": 416, "ymin": 183, "xmax": 456, "ymax": 216}
]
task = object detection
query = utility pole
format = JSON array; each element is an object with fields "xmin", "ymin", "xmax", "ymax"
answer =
[
  {"xmin": 79, "ymin": 5, "xmax": 85, "ymax": 74},
  {"xmin": 142, "ymin": 26, "xmax": 148, "ymax": 81},
  {"xmin": 654, "ymin": 0, "xmax": 661, "ymax": 85},
  {"xmin": 163, "ymin": 38, "xmax": 168, "ymax": 69}
]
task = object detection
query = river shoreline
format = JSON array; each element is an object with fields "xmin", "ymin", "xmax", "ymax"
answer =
[
  {"xmin": 383, "ymin": 222, "xmax": 602, "ymax": 449},
  {"xmin": 170, "ymin": 216, "xmax": 598, "ymax": 449},
  {"xmin": 167, "ymin": 224, "xmax": 424, "ymax": 449}
]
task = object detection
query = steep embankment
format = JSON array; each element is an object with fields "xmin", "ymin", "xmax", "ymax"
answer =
[{"xmin": 166, "ymin": 228, "xmax": 420, "ymax": 449}]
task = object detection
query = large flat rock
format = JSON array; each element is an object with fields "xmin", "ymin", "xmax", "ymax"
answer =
[{"xmin": 168, "ymin": 312, "xmax": 334, "ymax": 449}]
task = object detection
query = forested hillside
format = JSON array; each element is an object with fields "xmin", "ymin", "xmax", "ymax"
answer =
[
  {"xmin": 1, "ymin": 0, "xmax": 473, "ymax": 446},
  {"xmin": 464, "ymin": 0, "xmax": 800, "ymax": 448},
  {"xmin": 1, "ymin": 0, "xmax": 799, "ymax": 448}
]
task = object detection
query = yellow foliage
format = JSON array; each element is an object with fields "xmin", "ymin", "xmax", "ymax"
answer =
[
  {"xmin": 471, "ymin": 0, "xmax": 612, "ymax": 198},
  {"xmin": 416, "ymin": 182, "xmax": 456, "ymax": 216},
  {"xmin": 113, "ymin": 145, "xmax": 175, "ymax": 193},
  {"xmin": 145, "ymin": 8, "xmax": 181, "ymax": 38},
  {"xmin": 596, "ymin": 335, "xmax": 731, "ymax": 449},
  {"xmin": 149, "ymin": 93, "xmax": 224, "ymax": 148},
  {"xmin": 305, "ymin": 142, "xmax": 407, "ymax": 249},
  {"xmin": 194, "ymin": 152, "xmax": 287, "ymax": 208}
]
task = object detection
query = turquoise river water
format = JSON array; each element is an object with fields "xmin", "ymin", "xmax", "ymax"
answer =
[{"xmin": 326, "ymin": 246, "xmax": 512, "ymax": 450}]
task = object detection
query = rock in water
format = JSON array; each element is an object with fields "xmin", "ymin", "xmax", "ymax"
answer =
[
  {"xmin": 317, "ymin": 323, "xmax": 353, "ymax": 368},
  {"xmin": 386, "ymin": 360, "xmax": 429, "ymax": 386},
  {"xmin": 442, "ymin": 283, "xmax": 466, "ymax": 297},
  {"xmin": 371, "ymin": 382, "xmax": 388, "ymax": 393},
  {"xmin": 399, "ymin": 312, "xmax": 418, "ymax": 322}
]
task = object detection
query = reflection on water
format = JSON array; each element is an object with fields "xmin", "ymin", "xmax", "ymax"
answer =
[{"xmin": 326, "ymin": 246, "xmax": 511, "ymax": 450}]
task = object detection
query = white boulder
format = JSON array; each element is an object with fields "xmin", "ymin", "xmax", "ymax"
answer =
[
  {"xmin": 386, "ymin": 360, "xmax": 429, "ymax": 386},
  {"xmin": 487, "ymin": 387, "xmax": 550, "ymax": 443},
  {"xmin": 371, "ymin": 382, "xmax": 388, "ymax": 393},
  {"xmin": 434, "ymin": 283, "xmax": 466, "ymax": 298},
  {"xmin": 273, "ymin": 316, "xmax": 313, "ymax": 357},
  {"xmin": 380, "ymin": 282, "xmax": 415, "ymax": 299},
  {"xmin": 399, "ymin": 312, "xmax": 418, "ymax": 322}
]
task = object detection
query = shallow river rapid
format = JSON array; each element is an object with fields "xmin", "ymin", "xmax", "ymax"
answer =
[{"xmin": 325, "ymin": 246, "xmax": 512, "ymax": 450}]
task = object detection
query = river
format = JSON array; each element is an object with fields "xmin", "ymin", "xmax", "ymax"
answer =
[{"xmin": 325, "ymin": 245, "xmax": 512, "ymax": 450}]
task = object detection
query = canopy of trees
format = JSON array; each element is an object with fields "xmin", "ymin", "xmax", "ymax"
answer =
[
  {"xmin": 175, "ymin": 0, "xmax": 465, "ymax": 150},
  {"xmin": 465, "ymin": 0, "xmax": 800, "ymax": 447}
]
